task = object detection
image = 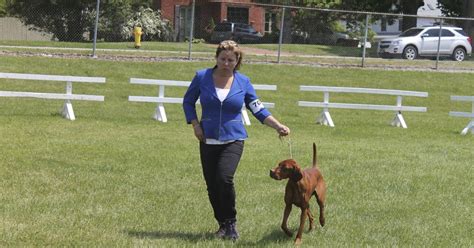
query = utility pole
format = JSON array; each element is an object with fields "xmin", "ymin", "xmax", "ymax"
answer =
[
  {"xmin": 92, "ymin": 0, "xmax": 100, "ymax": 58},
  {"xmin": 187, "ymin": 0, "xmax": 195, "ymax": 60}
]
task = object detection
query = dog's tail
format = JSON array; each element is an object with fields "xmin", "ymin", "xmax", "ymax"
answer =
[{"xmin": 312, "ymin": 142, "xmax": 317, "ymax": 167}]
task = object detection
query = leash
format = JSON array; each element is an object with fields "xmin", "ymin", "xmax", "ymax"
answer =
[{"xmin": 279, "ymin": 135, "xmax": 293, "ymax": 159}]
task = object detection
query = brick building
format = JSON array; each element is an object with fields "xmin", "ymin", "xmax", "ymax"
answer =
[{"xmin": 153, "ymin": 0, "xmax": 274, "ymax": 41}]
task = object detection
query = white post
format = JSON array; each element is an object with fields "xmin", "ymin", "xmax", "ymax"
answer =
[
  {"xmin": 153, "ymin": 85, "xmax": 167, "ymax": 122},
  {"xmin": 317, "ymin": 110, "xmax": 335, "ymax": 127},
  {"xmin": 241, "ymin": 107, "xmax": 251, "ymax": 126},
  {"xmin": 316, "ymin": 92, "xmax": 334, "ymax": 127},
  {"xmin": 461, "ymin": 102, "xmax": 474, "ymax": 135},
  {"xmin": 391, "ymin": 96, "xmax": 407, "ymax": 128},
  {"xmin": 461, "ymin": 121, "xmax": 474, "ymax": 135},
  {"xmin": 61, "ymin": 81, "xmax": 75, "ymax": 120}
]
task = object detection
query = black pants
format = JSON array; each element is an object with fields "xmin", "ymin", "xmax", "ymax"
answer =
[{"xmin": 199, "ymin": 140, "xmax": 244, "ymax": 223}]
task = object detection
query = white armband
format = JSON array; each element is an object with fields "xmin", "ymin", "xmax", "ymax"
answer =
[{"xmin": 249, "ymin": 99, "xmax": 264, "ymax": 114}]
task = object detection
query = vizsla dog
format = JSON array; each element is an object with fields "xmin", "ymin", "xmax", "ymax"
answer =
[{"xmin": 269, "ymin": 143, "xmax": 326, "ymax": 245}]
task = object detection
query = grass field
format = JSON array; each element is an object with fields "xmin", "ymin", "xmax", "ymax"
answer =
[
  {"xmin": 2, "ymin": 40, "xmax": 474, "ymax": 72},
  {"xmin": 0, "ymin": 55, "xmax": 473, "ymax": 247}
]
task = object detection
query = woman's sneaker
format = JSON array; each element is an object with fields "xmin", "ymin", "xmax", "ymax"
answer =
[
  {"xmin": 215, "ymin": 222, "xmax": 226, "ymax": 238},
  {"xmin": 224, "ymin": 220, "xmax": 239, "ymax": 241}
]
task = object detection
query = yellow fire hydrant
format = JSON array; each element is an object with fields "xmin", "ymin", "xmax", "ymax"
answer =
[{"xmin": 133, "ymin": 26, "xmax": 143, "ymax": 49}]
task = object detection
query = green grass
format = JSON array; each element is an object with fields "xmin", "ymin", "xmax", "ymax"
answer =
[
  {"xmin": 2, "ymin": 40, "xmax": 473, "ymax": 71},
  {"xmin": 0, "ymin": 40, "xmax": 216, "ymax": 52},
  {"xmin": 253, "ymin": 43, "xmax": 372, "ymax": 57},
  {"xmin": 0, "ymin": 55, "xmax": 473, "ymax": 247}
]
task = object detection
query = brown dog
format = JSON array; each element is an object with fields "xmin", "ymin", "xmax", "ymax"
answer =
[{"xmin": 269, "ymin": 143, "xmax": 326, "ymax": 245}]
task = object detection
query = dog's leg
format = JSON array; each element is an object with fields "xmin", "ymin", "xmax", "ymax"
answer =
[
  {"xmin": 281, "ymin": 204, "xmax": 293, "ymax": 237},
  {"xmin": 307, "ymin": 208, "xmax": 314, "ymax": 231},
  {"xmin": 316, "ymin": 196, "xmax": 325, "ymax": 227},
  {"xmin": 315, "ymin": 183, "xmax": 326, "ymax": 227},
  {"xmin": 294, "ymin": 207, "xmax": 308, "ymax": 245}
]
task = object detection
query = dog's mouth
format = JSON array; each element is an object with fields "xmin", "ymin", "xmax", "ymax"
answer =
[{"xmin": 269, "ymin": 170, "xmax": 281, "ymax": 180}]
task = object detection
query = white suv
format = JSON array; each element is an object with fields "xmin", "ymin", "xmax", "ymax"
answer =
[{"xmin": 378, "ymin": 26, "xmax": 472, "ymax": 61}]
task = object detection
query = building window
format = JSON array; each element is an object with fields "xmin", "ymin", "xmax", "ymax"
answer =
[
  {"xmin": 227, "ymin": 7, "xmax": 248, "ymax": 24},
  {"xmin": 178, "ymin": 6, "xmax": 193, "ymax": 42},
  {"xmin": 265, "ymin": 12, "xmax": 276, "ymax": 34}
]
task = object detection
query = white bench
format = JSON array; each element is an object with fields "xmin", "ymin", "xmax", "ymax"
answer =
[
  {"xmin": 0, "ymin": 72, "xmax": 106, "ymax": 120},
  {"xmin": 449, "ymin": 95, "xmax": 474, "ymax": 135},
  {"xmin": 298, "ymin": 86, "xmax": 428, "ymax": 128},
  {"xmin": 128, "ymin": 78, "xmax": 276, "ymax": 125}
]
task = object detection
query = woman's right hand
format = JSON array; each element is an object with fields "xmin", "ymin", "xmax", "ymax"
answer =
[{"xmin": 193, "ymin": 124, "xmax": 204, "ymax": 142}]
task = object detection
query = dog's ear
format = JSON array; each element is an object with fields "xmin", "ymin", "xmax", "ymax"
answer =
[{"xmin": 289, "ymin": 161, "xmax": 303, "ymax": 182}]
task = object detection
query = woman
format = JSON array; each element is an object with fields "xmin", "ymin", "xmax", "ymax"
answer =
[{"xmin": 183, "ymin": 40, "xmax": 290, "ymax": 240}]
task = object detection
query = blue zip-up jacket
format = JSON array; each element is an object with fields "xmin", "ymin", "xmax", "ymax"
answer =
[{"xmin": 183, "ymin": 68, "xmax": 271, "ymax": 141}]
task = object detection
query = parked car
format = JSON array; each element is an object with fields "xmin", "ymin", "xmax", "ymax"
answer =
[
  {"xmin": 310, "ymin": 26, "xmax": 359, "ymax": 46},
  {"xmin": 210, "ymin": 22, "xmax": 263, "ymax": 44},
  {"xmin": 378, "ymin": 26, "xmax": 472, "ymax": 61},
  {"xmin": 292, "ymin": 26, "xmax": 358, "ymax": 46}
]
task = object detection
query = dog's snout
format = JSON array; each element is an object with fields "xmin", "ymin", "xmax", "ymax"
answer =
[{"xmin": 270, "ymin": 169, "xmax": 279, "ymax": 180}]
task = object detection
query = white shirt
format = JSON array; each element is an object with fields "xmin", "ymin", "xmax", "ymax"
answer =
[{"xmin": 215, "ymin": 87, "xmax": 230, "ymax": 102}]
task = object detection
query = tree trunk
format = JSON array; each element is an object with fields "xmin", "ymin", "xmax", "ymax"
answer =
[{"xmin": 401, "ymin": 0, "xmax": 424, "ymax": 31}]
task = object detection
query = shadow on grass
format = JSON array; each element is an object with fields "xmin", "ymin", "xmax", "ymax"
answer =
[
  {"xmin": 256, "ymin": 229, "xmax": 292, "ymax": 244},
  {"xmin": 126, "ymin": 229, "xmax": 293, "ymax": 245},
  {"xmin": 126, "ymin": 230, "xmax": 215, "ymax": 242}
]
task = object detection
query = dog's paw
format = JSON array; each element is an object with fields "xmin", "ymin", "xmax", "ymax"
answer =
[
  {"xmin": 319, "ymin": 217, "xmax": 325, "ymax": 227},
  {"xmin": 282, "ymin": 228, "xmax": 293, "ymax": 237},
  {"xmin": 294, "ymin": 238, "xmax": 302, "ymax": 246}
]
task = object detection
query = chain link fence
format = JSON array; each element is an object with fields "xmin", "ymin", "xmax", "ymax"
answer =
[{"xmin": 0, "ymin": 1, "xmax": 473, "ymax": 71}]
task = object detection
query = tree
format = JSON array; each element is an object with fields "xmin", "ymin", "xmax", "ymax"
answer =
[
  {"xmin": 438, "ymin": 0, "xmax": 463, "ymax": 17},
  {"xmin": 340, "ymin": 0, "xmax": 393, "ymax": 12},
  {"xmin": 94, "ymin": 2, "xmax": 132, "ymax": 41},
  {"xmin": 0, "ymin": 0, "xmax": 6, "ymax": 17},
  {"xmin": 6, "ymin": 0, "xmax": 170, "ymax": 42},
  {"xmin": 94, "ymin": 3, "xmax": 172, "ymax": 41},
  {"xmin": 254, "ymin": 0, "xmax": 343, "ymax": 43},
  {"xmin": 341, "ymin": 0, "xmax": 424, "ymax": 31},
  {"xmin": 438, "ymin": 0, "xmax": 474, "ymax": 38},
  {"xmin": 257, "ymin": 0, "xmax": 425, "ymax": 35},
  {"xmin": 7, "ymin": 0, "xmax": 96, "ymax": 41},
  {"xmin": 122, "ymin": 7, "xmax": 172, "ymax": 42},
  {"xmin": 397, "ymin": 0, "xmax": 425, "ymax": 31}
]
